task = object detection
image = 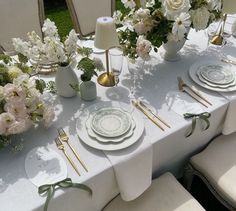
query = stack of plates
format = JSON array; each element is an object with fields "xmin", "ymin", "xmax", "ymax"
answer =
[
  {"xmin": 196, "ymin": 64, "xmax": 236, "ymax": 88},
  {"xmin": 77, "ymin": 102, "xmax": 144, "ymax": 151},
  {"xmin": 189, "ymin": 58, "xmax": 236, "ymax": 92}
]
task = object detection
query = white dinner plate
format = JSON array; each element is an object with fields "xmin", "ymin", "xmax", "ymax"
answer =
[
  {"xmin": 197, "ymin": 70, "xmax": 236, "ymax": 88},
  {"xmin": 86, "ymin": 116, "xmax": 136, "ymax": 143},
  {"xmin": 189, "ymin": 58, "xmax": 236, "ymax": 92},
  {"xmin": 199, "ymin": 64, "xmax": 234, "ymax": 85},
  {"xmin": 76, "ymin": 101, "xmax": 144, "ymax": 151},
  {"xmin": 91, "ymin": 107, "xmax": 132, "ymax": 138}
]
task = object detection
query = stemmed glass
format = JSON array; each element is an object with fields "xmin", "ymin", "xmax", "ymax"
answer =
[{"xmin": 109, "ymin": 47, "xmax": 123, "ymax": 86}]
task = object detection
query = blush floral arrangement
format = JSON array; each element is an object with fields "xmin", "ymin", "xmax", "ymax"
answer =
[
  {"xmin": 114, "ymin": 0, "xmax": 222, "ymax": 60},
  {"xmin": 0, "ymin": 55, "xmax": 55, "ymax": 151}
]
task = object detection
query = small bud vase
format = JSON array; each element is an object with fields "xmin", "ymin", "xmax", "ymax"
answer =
[
  {"xmin": 80, "ymin": 81, "xmax": 97, "ymax": 101},
  {"xmin": 55, "ymin": 63, "xmax": 78, "ymax": 97},
  {"xmin": 161, "ymin": 38, "xmax": 187, "ymax": 62}
]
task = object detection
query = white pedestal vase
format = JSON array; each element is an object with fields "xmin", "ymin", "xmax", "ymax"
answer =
[
  {"xmin": 55, "ymin": 64, "xmax": 78, "ymax": 98},
  {"xmin": 80, "ymin": 81, "xmax": 97, "ymax": 101},
  {"xmin": 161, "ymin": 38, "xmax": 187, "ymax": 62}
]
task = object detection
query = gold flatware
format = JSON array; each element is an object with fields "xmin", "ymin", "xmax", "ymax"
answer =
[
  {"xmin": 57, "ymin": 128, "xmax": 88, "ymax": 172},
  {"xmin": 132, "ymin": 100, "xmax": 165, "ymax": 131},
  {"xmin": 221, "ymin": 58, "xmax": 236, "ymax": 66},
  {"xmin": 54, "ymin": 137, "xmax": 81, "ymax": 176},
  {"xmin": 138, "ymin": 101, "xmax": 171, "ymax": 128},
  {"xmin": 178, "ymin": 77, "xmax": 211, "ymax": 107}
]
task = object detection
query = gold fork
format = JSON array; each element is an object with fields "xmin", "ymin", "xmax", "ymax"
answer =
[
  {"xmin": 54, "ymin": 137, "xmax": 81, "ymax": 176},
  {"xmin": 57, "ymin": 128, "xmax": 88, "ymax": 172}
]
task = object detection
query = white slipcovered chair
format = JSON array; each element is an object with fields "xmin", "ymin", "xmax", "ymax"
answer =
[
  {"xmin": 0, "ymin": 0, "xmax": 45, "ymax": 52},
  {"xmin": 103, "ymin": 172, "xmax": 205, "ymax": 211},
  {"xmin": 65, "ymin": 0, "xmax": 115, "ymax": 36},
  {"xmin": 185, "ymin": 133, "xmax": 236, "ymax": 210}
]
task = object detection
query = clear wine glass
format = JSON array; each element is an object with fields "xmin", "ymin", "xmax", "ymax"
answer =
[{"xmin": 109, "ymin": 47, "xmax": 123, "ymax": 86}]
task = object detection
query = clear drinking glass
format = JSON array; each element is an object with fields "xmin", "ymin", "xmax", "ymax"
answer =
[{"xmin": 109, "ymin": 47, "xmax": 123, "ymax": 86}]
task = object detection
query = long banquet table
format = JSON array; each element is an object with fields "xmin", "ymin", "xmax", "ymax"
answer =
[{"xmin": 1, "ymin": 18, "xmax": 236, "ymax": 211}]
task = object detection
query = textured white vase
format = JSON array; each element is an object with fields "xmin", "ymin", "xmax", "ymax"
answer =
[
  {"xmin": 162, "ymin": 38, "xmax": 187, "ymax": 62},
  {"xmin": 80, "ymin": 81, "xmax": 97, "ymax": 101},
  {"xmin": 55, "ymin": 64, "xmax": 78, "ymax": 97}
]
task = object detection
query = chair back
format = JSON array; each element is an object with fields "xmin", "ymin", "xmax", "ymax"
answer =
[
  {"xmin": 66, "ymin": 0, "xmax": 115, "ymax": 36},
  {"xmin": 0, "ymin": 0, "xmax": 45, "ymax": 52}
]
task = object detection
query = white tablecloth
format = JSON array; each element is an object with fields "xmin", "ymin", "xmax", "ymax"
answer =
[{"xmin": 1, "ymin": 18, "xmax": 236, "ymax": 211}]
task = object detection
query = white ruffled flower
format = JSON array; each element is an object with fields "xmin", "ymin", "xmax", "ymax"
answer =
[
  {"xmin": 172, "ymin": 13, "xmax": 191, "ymax": 41},
  {"xmin": 162, "ymin": 0, "xmax": 191, "ymax": 20},
  {"xmin": 134, "ymin": 8, "xmax": 153, "ymax": 35},
  {"xmin": 0, "ymin": 112, "xmax": 16, "ymax": 135},
  {"xmin": 121, "ymin": 0, "xmax": 136, "ymax": 9},
  {"xmin": 136, "ymin": 36, "xmax": 152, "ymax": 60},
  {"xmin": 191, "ymin": 7, "xmax": 210, "ymax": 31},
  {"xmin": 134, "ymin": 8, "xmax": 150, "ymax": 19},
  {"xmin": 8, "ymin": 119, "xmax": 33, "ymax": 135},
  {"xmin": 7, "ymin": 66, "xmax": 23, "ymax": 80}
]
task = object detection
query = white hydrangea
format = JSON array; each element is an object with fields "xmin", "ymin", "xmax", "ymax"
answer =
[
  {"xmin": 12, "ymin": 38, "xmax": 31, "ymax": 57},
  {"xmin": 191, "ymin": 7, "xmax": 210, "ymax": 31},
  {"xmin": 64, "ymin": 29, "xmax": 78, "ymax": 57}
]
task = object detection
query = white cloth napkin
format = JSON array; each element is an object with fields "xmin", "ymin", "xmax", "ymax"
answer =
[
  {"xmin": 104, "ymin": 136, "xmax": 153, "ymax": 201},
  {"xmin": 222, "ymin": 97, "xmax": 236, "ymax": 135}
]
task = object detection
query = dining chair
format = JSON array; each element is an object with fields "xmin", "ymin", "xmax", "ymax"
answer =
[
  {"xmin": 184, "ymin": 133, "xmax": 236, "ymax": 210},
  {"xmin": 65, "ymin": 0, "xmax": 115, "ymax": 37},
  {"xmin": 0, "ymin": 0, "xmax": 45, "ymax": 52},
  {"xmin": 102, "ymin": 172, "xmax": 205, "ymax": 211}
]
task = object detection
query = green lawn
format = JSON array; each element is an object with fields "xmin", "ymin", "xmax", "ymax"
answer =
[{"xmin": 45, "ymin": 0, "xmax": 124, "ymax": 38}]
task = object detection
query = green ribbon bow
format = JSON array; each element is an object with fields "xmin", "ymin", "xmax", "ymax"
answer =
[
  {"xmin": 183, "ymin": 112, "xmax": 211, "ymax": 137},
  {"xmin": 38, "ymin": 178, "xmax": 92, "ymax": 211}
]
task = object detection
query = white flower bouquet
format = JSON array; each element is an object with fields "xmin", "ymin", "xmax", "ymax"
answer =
[
  {"xmin": 12, "ymin": 19, "xmax": 78, "ymax": 66},
  {"xmin": 114, "ymin": 0, "xmax": 222, "ymax": 59},
  {"xmin": 0, "ymin": 56, "xmax": 55, "ymax": 151}
]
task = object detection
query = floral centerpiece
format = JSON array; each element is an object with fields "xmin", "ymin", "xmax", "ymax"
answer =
[
  {"xmin": 0, "ymin": 55, "xmax": 55, "ymax": 151},
  {"xmin": 12, "ymin": 18, "xmax": 78, "ymax": 67},
  {"xmin": 114, "ymin": 0, "xmax": 222, "ymax": 60}
]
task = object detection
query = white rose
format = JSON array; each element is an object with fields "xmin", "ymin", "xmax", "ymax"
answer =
[
  {"xmin": 162, "ymin": 0, "xmax": 191, "ymax": 20},
  {"xmin": 136, "ymin": 36, "xmax": 152, "ymax": 60},
  {"xmin": 191, "ymin": 7, "xmax": 210, "ymax": 31},
  {"xmin": 206, "ymin": 0, "xmax": 222, "ymax": 11},
  {"xmin": 135, "ymin": 8, "xmax": 150, "ymax": 19}
]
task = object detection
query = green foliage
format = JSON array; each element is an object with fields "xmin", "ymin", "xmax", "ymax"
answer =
[
  {"xmin": 77, "ymin": 47, "xmax": 93, "ymax": 57},
  {"xmin": 70, "ymin": 83, "xmax": 80, "ymax": 92},
  {"xmin": 35, "ymin": 79, "xmax": 46, "ymax": 94},
  {"xmin": 0, "ymin": 54, "xmax": 12, "ymax": 64},
  {"xmin": 46, "ymin": 81, "xmax": 57, "ymax": 94},
  {"xmin": 0, "ymin": 64, "xmax": 11, "ymax": 86},
  {"xmin": 77, "ymin": 57, "xmax": 98, "ymax": 82}
]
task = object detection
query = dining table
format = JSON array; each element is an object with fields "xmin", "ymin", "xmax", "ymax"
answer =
[{"xmin": 1, "ymin": 16, "xmax": 236, "ymax": 211}]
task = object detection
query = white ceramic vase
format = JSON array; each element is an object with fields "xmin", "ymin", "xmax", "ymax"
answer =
[
  {"xmin": 161, "ymin": 38, "xmax": 187, "ymax": 62},
  {"xmin": 55, "ymin": 64, "xmax": 78, "ymax": 97},
  {"xmin": 80, "ymin": 81, "xmax": 97, "ymax": 101}
]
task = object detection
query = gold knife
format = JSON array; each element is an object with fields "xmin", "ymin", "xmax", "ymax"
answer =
[
  {"xmin": 132, "ymin": 100, "xmax": 165, "ymax": 131},
  {"xmin": 138, "ymin": 101, "xmax": 171, "ymax": 128},
  {"xmin": 178, "ymin": 77, "xmax": 209, "ymax": 108}
]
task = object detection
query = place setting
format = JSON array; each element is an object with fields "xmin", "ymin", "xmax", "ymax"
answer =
[
  {"xmin": 189, "ymin": 57, "xmax": 236, "ymax": 92},
  {"xmin": 76, "ymin": 101, "xmax": 145, "ymax": 151}
]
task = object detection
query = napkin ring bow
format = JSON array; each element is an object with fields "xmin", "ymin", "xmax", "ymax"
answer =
[
  {"xmin": 183, "ymin": 112, "xmax": 211, "ymax": 137},
  {"xmin": 38, "ymin": 178, "xmax": 92, "ymax": 211}
]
